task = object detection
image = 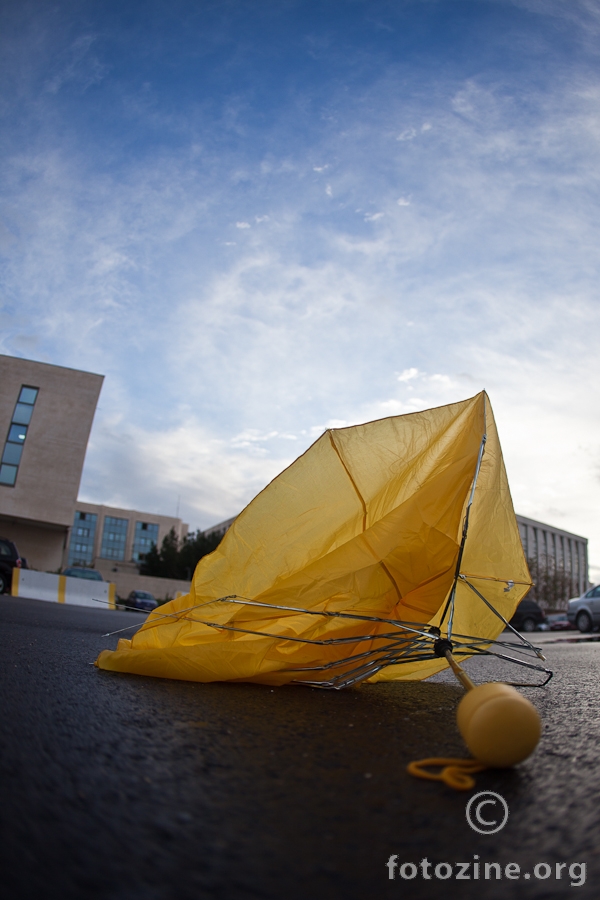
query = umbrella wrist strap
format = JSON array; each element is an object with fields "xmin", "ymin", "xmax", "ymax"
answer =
[{"xmin": 407, "ymin": 757, "xmax": 487, "ymax": 791}]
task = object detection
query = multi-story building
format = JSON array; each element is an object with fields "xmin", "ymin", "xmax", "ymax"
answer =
[
  {"xmin": 516, "ymin": 514, "xmax": 588, "ymax": 605},
  {"xmin": 0, "ymin": 355, "xmax": 103, "ymax": 571},
  {"xmin": 65, "ymin": 501, "xmax": 188, "ymax": 581},
  {"xmin": 1, "ymin": 354, "xmax": 190, "ymax": 599}
]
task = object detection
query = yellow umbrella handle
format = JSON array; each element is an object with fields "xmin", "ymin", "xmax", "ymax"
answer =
[{"xmin": 407, "ymin": 642, "xmax": 540, "ymax": 789}]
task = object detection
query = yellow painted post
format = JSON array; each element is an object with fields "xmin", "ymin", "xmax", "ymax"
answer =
[
  {"xmin": 108, "ymin": 583, "xmax": 116, "ymax": 610},
  {"xmin": 11, "ymin": 566, "xmax": 20, "ymax": 596},
  {"xmin": 58, "ymin": 575, "xmax": 66, "ymax": 604}
]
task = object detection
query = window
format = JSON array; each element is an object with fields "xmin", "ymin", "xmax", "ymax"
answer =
[
  {"xmin": 2, "ymin": 443, "xmax": 23, "ymax": 465},
  {"xmin": 19, "ymin": 387, "xmax": 38, "ymax": 404},
  {"xmin": 519, "ymin": 524, "xmax": 528, "ymax": 555},
  {"xmin": 12, "ymin": 403, "xmax": 34, "ymax": 426},
  {"xmin": 0, "ymin": 386, "xmax": 38, "ymax": 487},
  {"xmin": 100, "ymin": 516, "xmax": 128, "ymax": 561},
  {"xmin": 132, "ymin": 521, "xmax": 159, "ymax": 561},
  {"xmin": 67, "ymin": 510, "xmax": 98, "ymax": 567},
  {"xmin": 568, "ymin": 539, "xmax": 573, "ymax": 577},
  {"xmin": 574, "ymin": 542, "xmax": 580, "ymax": 581},
  {"xmin": 0, "ymin": 465, "xmax": 18, "ymax": 486},
  {"xmin": 8, "ymin": 424, "xmax": 27, "ymax": 443}
]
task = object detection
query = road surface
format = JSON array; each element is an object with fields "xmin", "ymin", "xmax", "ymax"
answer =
[{"xmin": 1, "ymin": 596, "xmax": 598, "ymax": 899}]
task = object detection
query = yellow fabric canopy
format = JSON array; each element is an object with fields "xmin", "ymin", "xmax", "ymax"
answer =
[{"xmin": 96, "ymin": 392, "xmax": 531, "ymax": 686}]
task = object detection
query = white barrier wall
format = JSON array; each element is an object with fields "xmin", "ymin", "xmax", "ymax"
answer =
[
  {"xmin": 12, "ymin": 568, "xmax": 116, "ymax": 609},
  {"xmin": 13, "ymin": 569, "xmax": 60, "ymax": 603}
]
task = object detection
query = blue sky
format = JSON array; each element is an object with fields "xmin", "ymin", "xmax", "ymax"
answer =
[{"xmin": 2, "ymin": 0, "xmax": 600, "ymax": 579}]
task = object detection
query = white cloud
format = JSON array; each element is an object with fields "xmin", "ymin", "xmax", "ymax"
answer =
[
  {"xmin": 428, "ymin": 373, "xmax": 453, "ymax": 387},
  {"xmin": 80, "ymin": 418, "xmax": 294, "ymax": 527},
  {"xmin": 397, "ymin": 127, "xmax": 417, "ymax": 141},
  {"xmin": 236, "ymin": 221, "xmax": 251, "ymax": 229},
  {"xmin": 397, "ymin": 368, "xmax": 419, "ymax": 382}
]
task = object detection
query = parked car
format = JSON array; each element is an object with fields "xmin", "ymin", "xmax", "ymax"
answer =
[
  {"xmin": 62, "ymin": 567, "xmax": 104, "ymax": 581},
  {"xmin": 545, "ymin": 613, "xmax": 574, "ymax": 632},
  {"xmin": 127, "ymin": 590, "xmax": 158, "ymax": 612},
  {"xmin": 567, "ymin": 585, "xmax": 600, "ymax": 633},
  {"xmin": 0, "ymin": 537, "xmax": 27, "ymax": 594},
  {"xmin": 509, "ymin": 598, "xmax": 546, "ymax": 633}
]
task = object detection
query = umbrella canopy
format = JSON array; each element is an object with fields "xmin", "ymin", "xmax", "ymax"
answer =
[{"xmin": 96, "ymin": 392, "xmax": 532, "ymax": 686}]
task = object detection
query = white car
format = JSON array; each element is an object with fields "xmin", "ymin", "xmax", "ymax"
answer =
[{"xmin": 567, "ymin": 585, "xmax": 600, "ymax": 633}]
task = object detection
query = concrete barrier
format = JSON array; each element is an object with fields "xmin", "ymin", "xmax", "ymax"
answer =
[{"xmin": 12, "ymin": 568, "xmax": 116, "ymax": 609}]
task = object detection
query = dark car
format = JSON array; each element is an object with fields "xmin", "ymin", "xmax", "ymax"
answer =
[
  {"xmin": 127, "ymin": 590, "xmax": 158, "ymax": 612},
  {"xmin": 0, "ymin": 537, "xmax": 27, "ymax": 594},
  {"xmin": 62, "ymin": 567, "xmax": 104, "ymax": 581},
  {"xmin": 509, "ymin": 598, "xmax": 546, "ymax": 633}
]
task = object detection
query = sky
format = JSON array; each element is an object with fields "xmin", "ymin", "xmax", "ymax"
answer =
[{"xmin": 1, "ymin": 0, "xmax": 600, "ymax": 581}]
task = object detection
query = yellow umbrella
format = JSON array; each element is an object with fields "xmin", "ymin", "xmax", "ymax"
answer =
[{"xmin": 96, "ymin": 391, "xmax": 547, "ymax": 688}]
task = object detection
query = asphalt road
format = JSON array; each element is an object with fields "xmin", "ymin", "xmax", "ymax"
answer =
[{"xmin": 1, "ymin": 595, "xmax": 599, "ymax": 900}]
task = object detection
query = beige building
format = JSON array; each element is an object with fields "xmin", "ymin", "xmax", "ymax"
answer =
[
  {"xmin": 66, "ymin": 500, "xmax": 189, "ymax": 598},
  {"xmin": 0, "ymin": 355, "xmax": 103, "ymax": 571},
  {"xmin": 1, "ymin": 355, "xmax": 191, "ymax": 600}
]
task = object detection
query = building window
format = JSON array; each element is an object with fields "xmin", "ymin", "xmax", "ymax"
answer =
[
  {"xmin": 568, "ymin": 539, "xmax": 574, "ymax": 583},
  {"xmin": 519, "ymin": 524, "xmax": 528, "ymax": 556},
  {"xmin": 132, "ymin": 521, "xmax": 159, "ymax": 561},
  {"xmin": 100, "ymin": 516, "xmax": 128, "ymax": 561},
  {"xmin": 0, "ymin": 385, "xmax": 39, "ymax": 486},
  {"xmin": 67, "ymin": 510, "xmax": 98, "ymax": 566}
]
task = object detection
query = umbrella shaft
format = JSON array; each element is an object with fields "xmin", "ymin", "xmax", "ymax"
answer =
[{"xmin": 445, "ymin": 650, "xmax": 475, "ymax": 692}]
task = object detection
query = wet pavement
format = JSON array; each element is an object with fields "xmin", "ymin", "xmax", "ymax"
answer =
[{"xmin": 1, "ymin": 595, "xmax": 598, "ymax": 899}]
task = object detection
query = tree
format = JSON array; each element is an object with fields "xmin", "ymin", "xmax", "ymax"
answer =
[
  {"xmin": 527, "ymin": 554, "xmax": 575, "ymax": 611},
  {"xmin": 139, "ymin": 527, "xmax": 225, "ymax": 580}
]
